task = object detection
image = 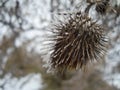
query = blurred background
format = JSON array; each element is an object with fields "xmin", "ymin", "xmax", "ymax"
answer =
[{"xmin": 0, "ymin": 0, "xmax": 120, "ymax": 90}]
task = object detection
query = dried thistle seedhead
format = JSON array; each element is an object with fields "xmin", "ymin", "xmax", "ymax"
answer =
[
  {"xmin": 86, "ymin": 0, "xmax": 116, "ymax": 15},
  {"xmin": 95, "ymin": 0, "xmax": 110, "ymax": 14},
  {"xmin": 50, "ymin": 12, "xmax": 107, "ymax": 71}
]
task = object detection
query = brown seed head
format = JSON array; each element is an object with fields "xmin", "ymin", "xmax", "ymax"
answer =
[
  {"xmin": 95, "ymin": 0, "xmax": 110, "ymax": 14},
  {"xmin": 50, "ymin": 12, "xmax": 107, "ymax": 71}
]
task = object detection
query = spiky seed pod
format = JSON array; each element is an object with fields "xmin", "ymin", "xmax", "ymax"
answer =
[
  {"xmin": 50, "ymin": 12, "xmax": 107, "ymax": 71},
  {"xmin": 95, "ymin": 0, "xmax": 110, "ymax": 14}
]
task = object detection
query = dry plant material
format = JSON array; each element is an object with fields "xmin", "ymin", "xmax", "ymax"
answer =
[
  {"xmin": 95, "ymin": 0, "xmax": 110, "ymax": 14},
  {"xmin": 87, "ymin": 0, "xmax": 116, "ymax": 15},
  {"xmin": 50, "ymin": 11, "xmax": 107, "ymax": 71}
]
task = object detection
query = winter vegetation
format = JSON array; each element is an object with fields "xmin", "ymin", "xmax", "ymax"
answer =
[{"xmin": 0, "ymin": 0, "xmax": 120, "ymax": 90}]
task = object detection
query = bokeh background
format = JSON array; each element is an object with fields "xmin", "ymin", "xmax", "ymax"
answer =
[{"xmin": 0, "ymin": 0, "xmax": 120, "ymax": 90}]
